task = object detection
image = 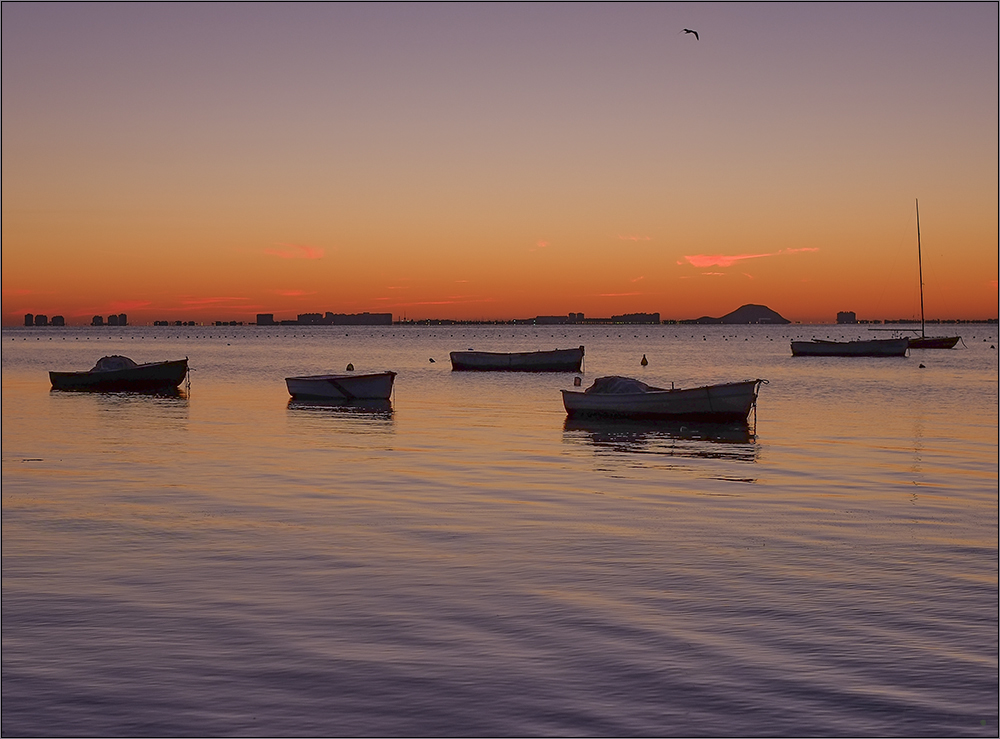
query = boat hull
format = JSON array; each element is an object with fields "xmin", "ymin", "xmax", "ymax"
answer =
[
  {"xmin": 49, "ymin": 359, "xmax": 188, "ymax": 391},
  {"xmin": 285, "ymin": 371, "xmax": 396, "ymax": 400},
  {"xmin": 450, "ymin": 347, "xmax": 584, "ymax": 372},
  {"xmin": 562, "ymin": 379, "xmax": 764, "ymax": 422},
  {"xmin": 790, "ymin": 339, "xmax": 908, "ymax": 357},
  {"xmin": 908, "ymin": 336, "xmax": 960, "ymax": 349}
]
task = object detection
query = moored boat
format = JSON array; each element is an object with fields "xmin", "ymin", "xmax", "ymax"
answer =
[
  {"xmin": 908, "ymin": 335, "xmax": 960, "ymax": 349},
  {"xmin": 908, "ymin": 199, "xmax": 960, "ymax": 349},
  {"xmin": 790, "ymin": 338, "xmax": 909, "ymax": 357},
  {"xmin": 450, "ymin": 346, "xmax": 584, "ymax": 372},
  {"xmin": 285, "ymin": 371, "xmax": 396, "ymax": 400},
  {"xmin": 49, "ymin": 355, "xmax": 189, "ymax": 391},
  {"xmin": 562, "ymin": 376, "xmax": 765, "ymax": 422}
]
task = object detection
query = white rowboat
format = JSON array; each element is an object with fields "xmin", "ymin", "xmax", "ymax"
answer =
[{"xmin": 285, "ymin": 371, "xmax": 396, "ymax": 400}]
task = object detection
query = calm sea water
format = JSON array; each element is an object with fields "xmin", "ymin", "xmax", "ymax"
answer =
[{"xmin": 2, "ymin": 324, "xmax": 997, "ymax": 737}]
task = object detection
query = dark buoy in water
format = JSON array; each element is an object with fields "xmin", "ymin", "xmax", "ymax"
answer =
[
  {"xmin": 346, "ymin": 363, "xmax": 354, "ymax": 371},
  {"xmin": 640, "ymin": 354, "xmax": 648, "ymax": 366},
  {"xmin": 919, "ymin": 363, "xmax": 926, "ymax": 368},
  {"xmin": 574, "ymin": 376, "xmax": 582, "ymax": 387},
  {"xmin": 429, "ymin": 358, "xmax": 435, "ymax": 363}
]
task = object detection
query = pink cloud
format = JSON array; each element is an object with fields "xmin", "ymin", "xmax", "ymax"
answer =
[
  {"xmin": 273, "ymin": 289, "xmax": 316, "ymax": 297},
  {"xmin": 618, "ymin": 235, "xmax": 652, "ymax": 242},
  {"xmin": 397, "ymin": 297, "xmax": 497, "ymax": 307},
  {"xmin": 683, "ymin": 247, "xmax": 819, "ymax": 268},
  {"xmin": 630, "ymin": 276, "xmax": 645, "ymax": 283},
  {"xmin": 2, "ymin": 288, "xmax": 34, "ymax": 297},
  {"xmin": 598, "ymin": 292, "xmax": 642, "ymax": 297},
  {"xmin": 180, "ymin": 296, "xmax": 249, "ymax": 307},
  {"xmin": 685, "ymin": 253, "xmax": 774, "ymax": 268},
  {"xmin": 264, "ymin": 243, "xmax": 325, "ymax": 260},
  {"xmin": 108, "ymin": 300, "xmax": 152, "ymax": 312}
]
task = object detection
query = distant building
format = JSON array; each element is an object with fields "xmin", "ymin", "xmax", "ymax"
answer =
[
  {"xmin": 612, "ymin": 312, "xmax": 661, "ymax": 324},
  {"xmin": 837, "ymin": 311, "xmax": 857, "ymax": 324},
  {"xmin": 92, "ymin": 315, "xmax": 104, "ymax": 326},
  {"xmin": 256, "ymin": 313, "xmax": 276, "ymax": 326},
  {"xmin": 298, "ymin": 313, "xmax": 325, "ymax": 325},
  {"xmin": 534, "ymin": 313, "xmax": 587, "ymax": 325},
  {"xmin": 325, "ymin": 312, "xmax": 393, "ymax": 326},
  {"xmin": 108, "ymin": 314, "xmax": 119, "ymax": 326},
  {"xmin": 119, "ymin": 313, "xmax": 127, "ymax": 326},
  {"xmin": 24, "ymin": 313, "xmax": 33, "ymax": 326},
  {"xmin": 51, "ymin": 316, "xmax": 65, "ymax": 326},
  {"xmin": 34, "ymin": 314, "xmax": 48, "ymax": 326}
]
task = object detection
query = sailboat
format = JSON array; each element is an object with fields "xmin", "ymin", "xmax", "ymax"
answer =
[{"xmin": 907, "ymin": 199, "xmax": 960, "ymax": 349}]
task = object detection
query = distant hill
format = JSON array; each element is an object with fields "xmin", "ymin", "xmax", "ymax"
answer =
[{"xmin": 682, "ymin": 304, "xmax": 790, "ymax": 325}]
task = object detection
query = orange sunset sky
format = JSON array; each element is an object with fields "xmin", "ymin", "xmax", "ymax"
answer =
[{"xmin": 3, "ymin": 3, "xmax": 997, "ymax": 325}]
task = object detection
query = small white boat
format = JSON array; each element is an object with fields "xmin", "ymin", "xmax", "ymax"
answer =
[
  {"xmin": 450, "ymin": 346, "xmax": 584, "ymax": 372},
  {"xmin": 790, "ymin": 338, "xmax": 908, "ymax": 357},
  {"xmin": 562, "ymin": 376, "xmax": 765, "ymax": 422},
  {"xmin": 285, "ymin": 371, "xmax": 396, "ymax": 400}
]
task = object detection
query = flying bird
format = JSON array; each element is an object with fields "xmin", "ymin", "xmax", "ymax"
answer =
[{"xmin": 682, "ymin": 28, "xmax": 699, "ymax": 40}]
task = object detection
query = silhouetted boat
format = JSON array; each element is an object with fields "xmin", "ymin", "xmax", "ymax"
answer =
[
  {"xmin": 49, "ymin": 355, "xmax": 188, "ymax": 391},
  {"xmin": 790, "ymin": 338, "xmax": 909, "ymax": 357},
  {"xmin": 285, "ymin": 371, "xmax": 396, "ymax": 400},
  {"xmin": 562, "ymin": 376, "xmax": 765, "ymax": 422},
  {"xmin": 450, "ymin": 346, "xmax": 584, "ymax": 372},
  {"xmin": 908, "ymin": 335, "xmax": 960, "ymax": 349},
  {"xmin": 908, "ymin": 199, "xmax": 960, "ymax": 350}
]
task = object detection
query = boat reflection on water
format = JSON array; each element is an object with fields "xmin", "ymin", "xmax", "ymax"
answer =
[
  {"xmin": 46, "ymin": 386, "xmax": 190, "ymax": 436},
  {"xmin": 51, "ymin": 385, "xmax": 187, "ymax": 399},
  {"xmin": 563, "ymin": 416, "xmax": 758, "ymax": 462},
  {"xmin": 50, "ymin": 386, "xmax": 189, "ymax": 413},
  {"xmin": 287, "ymin": 397, "xmax": 394, "ymax": 421}
]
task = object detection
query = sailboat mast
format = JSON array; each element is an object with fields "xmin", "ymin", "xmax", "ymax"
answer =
[{"xmin": 916, "ymin": 198, "xmax": 925, "ymax": 338}]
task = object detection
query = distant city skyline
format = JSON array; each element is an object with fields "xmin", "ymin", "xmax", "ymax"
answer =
[
  {"xmin": 13, "ymin": 305, "xmax": 998, "ymax": 328},
  {"xmin": 2, "ymin": 4, "xmax": 997, "ymax": 326}
]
